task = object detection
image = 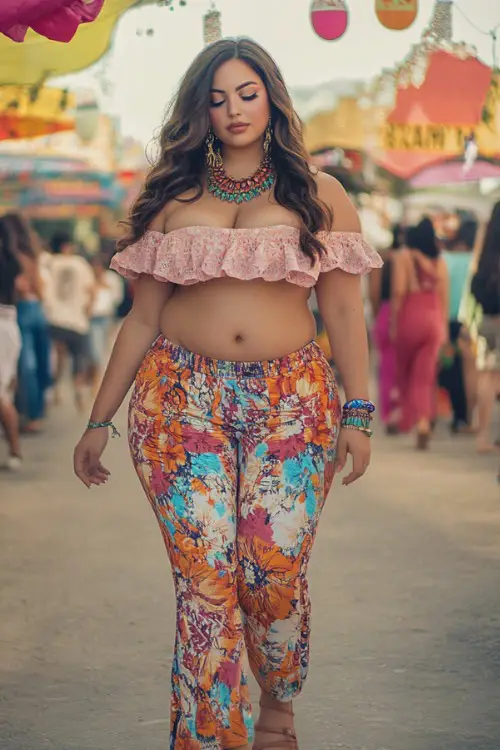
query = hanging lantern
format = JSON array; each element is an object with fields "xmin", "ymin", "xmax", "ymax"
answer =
[
  {"xmin": 203, "ymin": 2, "xmax": 222, "ymax": 44},
  {"xmin": 75, "ymin": 90, "xmax": 100, "ymax": 144},
  {"xmin": 310, "ymin": 0, "xmax": 349, "ymax": 42},
  {"xmin": 375, "ymin": 0, "xmax": 418, "ymax": 31}
]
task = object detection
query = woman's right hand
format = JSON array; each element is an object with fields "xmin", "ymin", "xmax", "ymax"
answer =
[{"xmin": 73, "ymin": 428, "xmax": 111, "ymax": 488}]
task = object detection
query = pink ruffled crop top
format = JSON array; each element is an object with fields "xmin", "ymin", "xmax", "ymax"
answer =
[{"xmin": 110, "ymin": 225, "xmax": 382, "ymax": 288}]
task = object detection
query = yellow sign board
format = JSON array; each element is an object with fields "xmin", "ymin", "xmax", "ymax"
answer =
[{"xmin": 382, "ymin": 123, "xmax": 474, "ymax": 152}]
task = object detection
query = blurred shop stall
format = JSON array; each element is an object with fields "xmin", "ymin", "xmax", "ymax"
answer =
[{"xmin": 0, "ymin": 85, "xmax": 75, "ymax": 140}]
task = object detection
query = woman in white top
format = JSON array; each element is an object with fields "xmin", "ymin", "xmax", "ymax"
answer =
[
  {"xmin": 44, "ymin": 232, "xmax": 95, "ymax": 411},
  {"xmin": 87, "ymin": 254, "xmax": 124, "ymax": 392},
  {"xmin": 0, "ymin": 217, "xmax": 23, "ymax": 469}
]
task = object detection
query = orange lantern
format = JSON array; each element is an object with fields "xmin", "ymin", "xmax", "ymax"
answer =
[
  {"xmin": 310, "ymin": 0, "xmax": 349, "ymax": 42},
  {"xmin": 375, "ymin": 0, "xmax": 418, "ymax": 31}
]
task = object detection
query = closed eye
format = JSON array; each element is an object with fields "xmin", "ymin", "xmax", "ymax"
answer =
[
  {"xmin": 242, "ymin": 93, "xmax": 258, "ymax": 101},
  {"xmin": 209, "ymin": 100, "xmax": 225, "ymax": 108}
]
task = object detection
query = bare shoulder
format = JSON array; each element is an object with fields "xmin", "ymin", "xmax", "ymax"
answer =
[
  {"xmin": 149, "ymin": 187, "xmax": 201, "ymax": 233},
  {"xmin": 313, "ymin": 171, "xmax": 361, "ymax": 233}
]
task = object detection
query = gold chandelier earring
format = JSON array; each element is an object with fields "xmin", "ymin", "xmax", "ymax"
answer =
[
  {"xmin": 263, "ymin": 119, "xmax": 273, "ymax": 156},
  {"xmin": 206, "ymin": 128, "xmax": 222, "ymax": 168}
]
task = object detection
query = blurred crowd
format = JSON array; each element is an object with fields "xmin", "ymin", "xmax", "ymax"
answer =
[
  {"xmin": 1, "ymin": 204, "xmax": 499, "ymax": 476},
  {"xmin": 0, "ymin": 213, "xmax": 127, "ymax": 471},
  {"xmin": 369, "ymin": 201, "xmax": 500, "ymax": 459}
]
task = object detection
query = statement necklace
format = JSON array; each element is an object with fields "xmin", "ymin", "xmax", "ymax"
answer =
[{"xmin": 207, "ymin": 155, "xmax": 276, "ymax": 204}]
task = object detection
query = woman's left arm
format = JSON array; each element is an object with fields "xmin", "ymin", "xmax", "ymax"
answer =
[
  {"xmin": 315, "ymin": 174, "xmax": 370, "ymax": 401},
  {"xmin": 314, "ymin": 174, "xmax": 372, "ymax": 485}
]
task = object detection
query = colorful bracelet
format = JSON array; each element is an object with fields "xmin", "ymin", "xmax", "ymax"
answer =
[
  {"xmin": 341, "ymin": 412, "xmax": 372, "ymax": 431},
  {"xmin": 341, "ymin": 399, "xmax": 374, "ymax": 437},
  {"xmin": 343, "ymin": 399, "xmax": 376, "ymax": 414},
  {"xmin": 87, "ymin": 420, "xmax": 121, "ymax": 438}
]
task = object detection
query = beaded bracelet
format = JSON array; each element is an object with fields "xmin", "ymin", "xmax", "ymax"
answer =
[
  {"xmin": 341, "ymin": 412, "xmax": 372, "ymax": 432},
  {"xmin": 343, "ymin": 398, "xmax": 376, "ymax": 414},
  {"xmin": 87, "ymin": 420, "xmax": 121, "ymax": 438},
  {"xmin": 341, "ymin": 398, "xmax": 375, "ymax": 437}
]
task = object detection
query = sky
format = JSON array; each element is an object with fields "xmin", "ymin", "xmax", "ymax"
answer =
[{"xmin": 56, "ymin": 0, "xmax": 499, "ymax": 145}]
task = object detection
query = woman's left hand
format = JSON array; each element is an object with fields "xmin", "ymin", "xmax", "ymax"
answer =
[{"xmin": 334, "ymin": 428, "xmax": 371, "ymax": 486}]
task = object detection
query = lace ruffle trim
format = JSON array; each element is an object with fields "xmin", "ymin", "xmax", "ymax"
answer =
[{"xmin": 110, "ymin": 225, "xmax": 383, "ymax": 288}]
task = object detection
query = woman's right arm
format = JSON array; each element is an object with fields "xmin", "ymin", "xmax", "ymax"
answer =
[
  {"xmin": 90, "ymin": 273, "xmax": 174, "ymax": 423},
  {"xmin": 74, "ymin": 273, "xmax": 174, "ymax": 488}
]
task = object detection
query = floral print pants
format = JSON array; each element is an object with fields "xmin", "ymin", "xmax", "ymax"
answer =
[{"xmin": 128, "ymin": 336, "xmax": 340, "ymax": 749}]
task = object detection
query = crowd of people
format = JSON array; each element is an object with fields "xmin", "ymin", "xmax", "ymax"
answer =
[
  {"xmin": 369, "ymin": 201, "xmax": 500, "ymax": 457},
  {"xmin": 0, "ymin": 213, "xmax": 125, "ymax": 471},
  {"xmin": 1, "ymin": 201, "xmax": 499, "ymax": 473}
]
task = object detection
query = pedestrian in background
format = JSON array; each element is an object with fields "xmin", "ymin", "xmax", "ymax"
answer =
[
  {"xmin": 439, "ymin": 219, "xmax": 477, "ymax": 434},
  {"xmin": 87, "ymin": 254, "xmax": 124, "ymax": 393},
  {"xmin": 44, "ymin": 232, "xmax": 95, "ymax": 412},
  {"xmin": 471, "ymin": 202, "xmax": 500, "ymax": 454},
  {"xmin": 370, "ymin": 222, "xmax": 404, "ymax": 434},
  {"xmin": 4, "ymin": 213, "xmax": 52, "ymax": 434},
  {"xmin": 0, "ymin": 217, "xmax": 23, "ymax": 470},
  {"xmin": 391, "ymin": 219, "xmax": 448, "ymax": 449}
]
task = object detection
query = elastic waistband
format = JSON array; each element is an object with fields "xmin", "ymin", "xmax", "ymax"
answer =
[{"xmin": 151, "ymin": 335, "xmax": 323, "ymax": 377}]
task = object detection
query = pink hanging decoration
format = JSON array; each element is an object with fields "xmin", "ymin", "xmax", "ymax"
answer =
[
  {"xmin": 0, "ymin": 0, "xmax": 104, "ymax": 43},
  {"xmin": 310, "ymin": 0, "xmax": 349, "ymax": 42}
]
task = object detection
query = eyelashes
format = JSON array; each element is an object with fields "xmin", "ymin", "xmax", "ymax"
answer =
[{"xmin": 209, "ymin": 93, "xmax": 259, "ymax": 108}]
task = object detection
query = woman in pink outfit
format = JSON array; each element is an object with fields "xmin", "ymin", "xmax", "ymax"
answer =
[
  {"xmin": 72, "ymin": 38, "xmax": 381, "ymax": 750},
  {"xmin": 369, "ymin": 223, "xmax": 404, "ymax": 434},
  {"xmin": 391, "ymin": 219, "xmax": 448, "ymax": 449}
]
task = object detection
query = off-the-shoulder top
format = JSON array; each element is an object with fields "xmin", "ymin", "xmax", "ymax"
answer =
[{"xmin": 110, "ymin": 225, "xmax": 382, "ymax": 288}]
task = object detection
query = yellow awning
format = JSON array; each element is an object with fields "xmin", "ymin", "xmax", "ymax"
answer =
[
  {"xmin": 0, "ymin": 1, "xmax": 155, "ymax": 86},
  {"xmin": 304, "ymin": 97, "xmax": 372, "ymax": 154},
  {"xmin": 0, "ymin": 85, "xmax": 75, "ymax": 139}
]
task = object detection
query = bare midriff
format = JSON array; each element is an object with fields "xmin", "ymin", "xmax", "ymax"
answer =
[
  {"xmin": 155, "ymin": 191, "xmax": 318, "ymax": 361},
  {"xmin": 159, "ymin": 277, "xmax": 316, "ymax": 361}
]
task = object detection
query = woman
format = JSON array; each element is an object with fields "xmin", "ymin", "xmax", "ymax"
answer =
[
  {"xmin": 439, "ymin": 220, "xmax": 476, "ymax": 433},
  {"xmin": 44, "ymin": 232, "xmax": 95, "ymax": 411},
  {"xmin": 87, "ymin": 254, "xmax": 123, "ymax": 393},
  {"xmin": 391, "ymin": 219, "xmax": 448, "ymax": 449},
  {"xmin": 73, "ymin": 38, "xmax": 382, "ymax": 750},
  {"xmin": 471, "ymin": 202, "xmax": 500, "ymax": 453},
  {"xmin": 0, "ymin": 217, "xmax": 23, "ymax": 470},
  {"xmin": 3, "ymin": 213, "xmax": 52, "ymax": 433},
  {"xmin": 369, "ymin": 223, "xmax": 404, "ymax": 434}
]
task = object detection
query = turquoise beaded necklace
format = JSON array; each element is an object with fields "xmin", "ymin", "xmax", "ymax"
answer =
[{"xmin": 207, "ymin": 154, "xmax": 276, "ymax": 204}]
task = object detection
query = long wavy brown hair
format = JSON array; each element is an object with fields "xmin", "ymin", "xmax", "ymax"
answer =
[{"xmin": 118, "ymin": 37, "xmax": 333, "ymax": 261}]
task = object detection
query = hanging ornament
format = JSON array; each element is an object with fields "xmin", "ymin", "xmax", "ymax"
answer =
[
  {"xmin": 203, "ymin": 1, "xmax": 222, "ymax": 45},
  {"xmin": 375, "ymin": 0, "xmax": 418, "ymax": 31},
  {"xmin": 310, "ymin": 0, "xmax": 349, "ymax": 42}
]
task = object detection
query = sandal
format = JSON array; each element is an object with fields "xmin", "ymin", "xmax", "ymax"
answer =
[
  {"xmin": 253, "ymin": 698, "xmax": 298, "ymax": 749},
  {"xmin": 416, "ymin": 431, "xmax": 430, "ymax": 451}
]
